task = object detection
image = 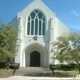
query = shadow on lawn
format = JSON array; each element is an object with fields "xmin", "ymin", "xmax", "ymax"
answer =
[
  {"xmin": 54, "ymin": 72, "xmax": 72, "ymax": 77},
  {"xmin": 23, "ymin": 72, "xmax": 53, "ymax": 77},
  {"xmin": 13, "ymin": 69, "xmax": 73, "ymax": 77},
  {"xmin": 16, "ymin": 71, "xmax": 71, "ymax": 77},
  {"xmin": 13, "ymin": 67, "xmax": 76, "ymax": 77}
]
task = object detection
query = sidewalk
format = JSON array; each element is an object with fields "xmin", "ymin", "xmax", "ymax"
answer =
[{"xmin": 0, "ymin": 76, "xmax": 80, "ymax": 80}]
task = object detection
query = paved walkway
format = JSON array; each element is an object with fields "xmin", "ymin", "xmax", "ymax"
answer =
[
  {"xmin": 14, "ymin": 67, "xmax": 53, "ymax": 76},
  {"xmin": 0, "ymin": 76, "xmax": 80, "ymax": 80}
]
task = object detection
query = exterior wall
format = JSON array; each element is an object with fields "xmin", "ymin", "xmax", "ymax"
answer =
[
  {"xmin": 9, "ymin": 17, "xmax": 18, "ymax": 30},
  {"xmin": 55, "ymin": 17, "xmax": 69, "ymax": 39},
  {"xmin": 16, "ymin": 0, "xmax": 56, "ymax": 67},
  {"xmin": 9, "ymin": 0, "xmax": 69, "ymax": 67},
  {"xmin": 23, "ymin": 43, "xmax": 48, "ymax": 67},
  {"xmin": 18, "ymin": 0, "xmax": 55, "ymax": 42},
  {"xmin": 49, "ymin": 16, "xmax": 69, "ymax": 65},
  {"xmin": 50, "ymin": 17, "xmax": 69, "ymax": 65}
]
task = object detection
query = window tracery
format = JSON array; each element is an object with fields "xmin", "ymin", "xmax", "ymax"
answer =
[{"xmin": 27, "ymin": 10, "xmax": 45, "ymax": 36}]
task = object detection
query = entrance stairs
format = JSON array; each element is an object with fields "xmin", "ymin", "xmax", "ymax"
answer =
[{"xmin": 14, "ymin": 67, "xmax": 53, "ymax": 77}]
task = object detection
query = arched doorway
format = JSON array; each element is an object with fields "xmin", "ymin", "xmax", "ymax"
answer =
[{"xmin": 30, "ymin": 51, "xmax": 40, "ymax": 67}]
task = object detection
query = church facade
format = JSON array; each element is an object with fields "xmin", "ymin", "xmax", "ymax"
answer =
[{"xmin": 9, "ymin": 0, "xmax": 69, "ymax": 67}]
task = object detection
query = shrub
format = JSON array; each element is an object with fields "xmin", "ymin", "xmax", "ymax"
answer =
[
  {"xmin": 0, "ymin": 62, "xmax": 7, "ymax": 69},
  {"xmin": 0, "ymin": 62, "xmax": 20, "ymax": 70},
  {"xmin": 9, "ymin": 63, "xmax": 20, "ymax": 70},
  {"xmin": 50, "ymin": 63, "xmax": 78, "ymax": 71},
  {"xmin": 50, "ymin": 64, "xmax": 58, "ymax": 70},
  {"xmin": 59, "ymin": 64, "xmax": 78, "ymax": 71}
]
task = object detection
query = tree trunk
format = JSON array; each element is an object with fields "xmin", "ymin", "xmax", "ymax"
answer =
[
  {"xmin": 78, "ymin": 64, "xmax": 80, "ymax": 74},
  {"xmin": 7, "ymin": 57, "xmax": 10, "ymax": 62},
  {"xmin": 76, "ymin": 61, "xmax": 80, "ymax": 74},
  {"xmin": 79, "ymin": 68, "xmax": 80, "ymax": 74},
  {"xmin": 7, "ymin": 57, "xmax": 10, "ymax": 70},
  {"xmin": 52, "ymin": 70, "xmax": 54, "ymax": 76}
]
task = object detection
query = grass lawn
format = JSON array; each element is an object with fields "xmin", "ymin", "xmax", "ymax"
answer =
[
  {"xmin": 0, "ymin": 69, "xmax": 79, "ymax": 78},
  {"xmin": 0, "ymin": 69, "xmax": 13, "ymax": 78},
  {"xmin": 54, "ymin": 70, "xmax": 79, "ymax": 77}
]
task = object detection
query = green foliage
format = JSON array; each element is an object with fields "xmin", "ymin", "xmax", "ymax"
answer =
[
  {"xmin": 9, "ymin": 63, "xmax": 20, "ymax": 69},
  {"xmin": 50, "ymin": 65, "xmax": 58, "ymax": 70},
  {"xmin": 50, "ymin": 64, "xmax": 78, "ymax": 71},
  {"xmin": 0, "ymin": 23, "xmax": 19, "ymax": 59},
  {"xmin": 0, "ymin": 62, "xmax": 7, "ymax": 69},
  {"xmin": 0, "ymin": 62, "xmax": 20, "ymax": 69},
  {"xmin": 53, "ymin": 32, "xmax": 80, "ymax": 73},
  {"xmin": 53, "ymin": 34, "xmax": 70, "ymax": 61}
]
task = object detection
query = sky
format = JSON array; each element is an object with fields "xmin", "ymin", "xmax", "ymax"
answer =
[{"xmin": 0, "ymin": 0, "xmax": 80, "ymax": 32}]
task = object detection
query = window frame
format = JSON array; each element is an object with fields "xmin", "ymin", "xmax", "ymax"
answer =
[{"xmin": 25, "ymin": 10, "xmax": 46, "ymax": 37}]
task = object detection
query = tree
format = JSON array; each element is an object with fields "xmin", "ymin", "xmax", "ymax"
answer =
[
  {"xmin": 53, "ymin": 32, "xmax": 80, "ymax": 74},
  {"xmin": 0, "ymin": 23, "xmax": 19, "ymax": 61}
]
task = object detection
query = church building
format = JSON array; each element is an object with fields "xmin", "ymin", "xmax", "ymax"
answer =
[{"xmin": 9, "ymin": 0, "xmax": 69, "ymax": 67}]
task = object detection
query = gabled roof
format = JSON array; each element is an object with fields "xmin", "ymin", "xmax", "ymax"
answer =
[{"xmin": 19, "ymin": 0, "xmax": 55, "ymax": 16}]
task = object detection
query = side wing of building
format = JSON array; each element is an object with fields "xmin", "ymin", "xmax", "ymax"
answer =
[{"xmin": 8, "ymin": 17, "xmax": 18, "ymax": 30}]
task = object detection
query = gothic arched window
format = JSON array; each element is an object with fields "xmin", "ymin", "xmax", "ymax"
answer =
[{"xmin": 27, "ymin": 10, "xmax": 45, "ymax": 36}]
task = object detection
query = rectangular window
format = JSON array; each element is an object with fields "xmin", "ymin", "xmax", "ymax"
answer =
[
  {"xmin": 39, "ymin": 20, "xmax": 41, "ymax": 35},
  {"xmin": 43, "ymin": 22, "xmax": 45, "ymax": 35},
  {"xmin": 27, "ymin": 22, "xmax": 30, "ymax": 35},
  {"xmin": 31, "ymin": 20, "xmax": 34, "ymax": 35},
  {"xmin": 35, "ymin": 19, "xmax": 38, "ymax": 35}
]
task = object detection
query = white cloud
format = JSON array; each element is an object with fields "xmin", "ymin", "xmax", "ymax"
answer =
[{"xmin": 70, "ymin": 10, "xmax": 80, "ymax": 16}]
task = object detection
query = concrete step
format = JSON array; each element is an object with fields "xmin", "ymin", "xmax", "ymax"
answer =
[{"xmin": 14, "ymin": 67, "xmax": 53, "ymax": 77}]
